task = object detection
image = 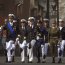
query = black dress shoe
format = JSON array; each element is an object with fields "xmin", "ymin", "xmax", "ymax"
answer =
[
  {"xmin": 52, "ymin": 59, "xmax": 55, "ymax": 63},
  {"xmin": 7, "ymin": 61, "xmax": 11, "ymax": 63},
  {"xmin": 42, "ymin": 61, "xmax": 46, "ymax": 63},
  {"xmin": 37, "ymin": 61, "xmax": 40, "ymax": 63},
  {"xmin": 22, "ymin": 61, "xmax": 25, "ymax": 63},
  {"xmin": 28, "ymin": 61, "xmax": 32, "ymax": 63}
]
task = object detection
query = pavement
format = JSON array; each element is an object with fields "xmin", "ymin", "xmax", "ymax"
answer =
[{"xmin": 0, "ymin": 57, "xmax": 65, "ymax": 65}]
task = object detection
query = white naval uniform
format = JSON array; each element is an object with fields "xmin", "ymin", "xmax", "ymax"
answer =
[
  {"xmin": 58, "ymin": 27, "xmax": 63, "ymax": 59},
  {"xmin": 58, "ymin": 40, "xmax": 65, "ymax": 58},
  {"xmin": 18, "ymin": 40, "xmax": 26, "ymax": 62},
  {"xmin": 6, "ymin": 40, "xmax": 13, "ymax": 62},
  {"xmin": 27, "ymin": 39, "xmax": 36, "ymax": 62}
]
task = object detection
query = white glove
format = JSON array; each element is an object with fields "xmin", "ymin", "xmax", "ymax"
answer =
[
  {"xmin": 36, "ymin": 36, "xmax": 40, "ymax": 40},
  {"xmin": 24, "ymin": 37, "xmax": 26, "ymax": 39},
  {"xmin": 41, "ymin": 45, "xmax": 44, "ymax": 48},
  {"xmin": 48, "ymin": 43, "xmax": 50, "ymax": 46},
  {"xmin": 16, "ymin": 38, "xmax": 19, "ymax": 42},
  {"xmin": 15, "ymin": 38, "xmax": 20, "ymax": 45}
]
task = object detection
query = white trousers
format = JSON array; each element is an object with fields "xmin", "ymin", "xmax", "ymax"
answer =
[
  {"xmin": 7, "ymin": 50, "xmax": 12, "ymax": 62},
  {"xmin": 11, "ymin": 43, "xmax": 15, "ymax": 60},
  {"xmin": 58, "ymin": 40, "xmax": 65, "ymax": 58},
  {"xmin": 21, "ymin": 49, "xmax": 25, "ymax": 62},
  {"xmin": 27, "ymin": 47, "xmax": 33, "ymax": 62},
  {"xmin": 27, "ymin": 39, "xmax": 36, "ymax": 62},
  {"xmin": 6, "ymin": 40, "xmax": 14, "ymax": 62},
  {"xmin": 20, "ymin": 40, "xmax": 26, "ymax": 62},
  {"xmin": 41, "ymin": 43, "xmax": 48, "ymax": 58}
]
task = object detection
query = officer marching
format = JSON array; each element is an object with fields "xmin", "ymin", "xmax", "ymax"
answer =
[
  {"xmin": 27, "ymin": 17, "xmax": 36, "ymax": 63},
  {"xmin": 41, "ymin": 18, "xmax": 49, "ymax": 63},
  {"xmin": 17, "ymin": 19, "xmax": 27, "ymax": 63},
  {"xmin": 57, "ymin": 19, "xmax": 65, "ymax": 63},
  {"xmin": 4, "ymin": 14, "xmax": 16, "ymax": 63},
  {"xmin": 36, "ymin": 20, "xmax": 47, "ymax": 63},
  {"xmin": 49, "ymin": 20, "xmax": 59, "ymax": 63}
]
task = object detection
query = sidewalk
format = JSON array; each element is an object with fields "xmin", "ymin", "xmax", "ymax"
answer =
[{"xmin": 0, "ymin": 56, "xmax": 65, "ymax": 64}]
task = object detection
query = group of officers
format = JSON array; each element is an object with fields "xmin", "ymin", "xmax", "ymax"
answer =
[{"xmin": 1, "ymin": 14, "xmax": 65, "ymax": 63}]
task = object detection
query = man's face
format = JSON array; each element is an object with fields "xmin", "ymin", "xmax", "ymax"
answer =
[
  {"xmin": 28, "ymin": 21, "xmax": 33, "ymax": 25},
  {"xmin": 21, "ymin": 22, "xmax": 25, "ymax": 26},
  {"xmin": 9, "ymin": 18, "xmax": 13, "ymax": 22},
  {"xmin": 44, "ymin": 22, "xmax": 48, "ymax": 28},
  {"xmin": 52, "ymin": 23, "xmax": 56, "ymax": 27}
]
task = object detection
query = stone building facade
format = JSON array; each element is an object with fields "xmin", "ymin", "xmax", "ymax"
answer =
[
  {"xmin": 59, "ymin": 0, "xmax": 65, "ymax": 20},
  {"xmin": 0, "ymin": 0, "xmax": 39, "ymax": 26},
  {"xmin": 0, "ymin": 0, "xmax": 65, "ymax": 24}
]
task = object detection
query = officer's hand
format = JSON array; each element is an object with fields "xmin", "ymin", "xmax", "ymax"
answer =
[
  {"xmin": 24, "ymin": 37, "xmax": 26, "ymax": 39},
  {"xmin": 36, "ymin": 36, "xmax": 40, "ymax": 40},
  {"xmin": 48, "ymin": 43, "xmax": 50, "ymax": 46},
  {"xmin": 41, "ymin": 45, "xmax": 43, "ymax": 48},
  {"xmin": 16, "ymin": 38, "xmax": 19, "ymax": 42},
  {"xmin": 18, "ymin": 34, "xmax": 21, "ymax": 38}
]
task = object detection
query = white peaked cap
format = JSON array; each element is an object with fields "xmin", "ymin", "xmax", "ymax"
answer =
[
  {"xmin": 28, "ymin": 17, "xmax": 35, "ymax": 20},
  {"xmin": 43, "ymin": 18, "xmax": 49, "ymax": 21},
  {"xmin": 21, "ymin": 19, "xmax": 26, "ymax": 22},
  {"xmin": 8, "ymin": 14, "xmax": 14, "ymax": 17},
  {"xmin": 21, "ymin": 19, "xmax": 26, "ymax": 21}
]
